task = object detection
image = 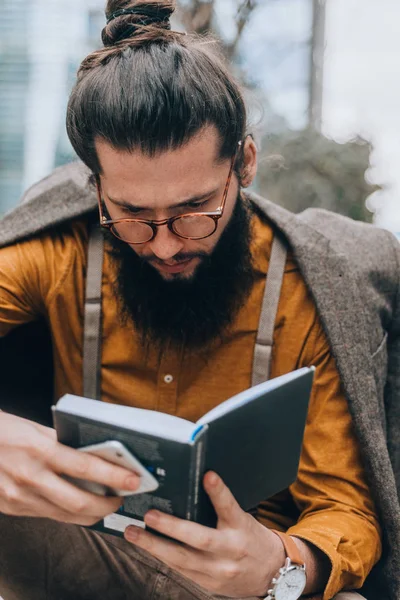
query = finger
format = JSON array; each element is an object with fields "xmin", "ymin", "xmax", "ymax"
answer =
[
  {"xmin": 22, "ymin": 494, "xmax": 106, "ymax": 526},
  {"xmin": 144, "ymin": 510, "xmax": 221, "ymax": 554},
  {"xmin": 37, "ymin": 502, "xmax": 105, "ymax": 526},
  {"xmin": 0, "ymin": 413, "xmax": 56, "ymax": 439},
  {"xmin": 30, "ymin": 470, "xmax": 122, "ymax": 518},
  {"xmin": 0, "ymin": 472, "xmax": 106, "ymax": 526},
  {"xmin": 38, "ymin": 494, "xmax": 116, "ymax": 527},
  {"xmin": 203, "ymin": 472, "xmax": 243, "ymax": 526},
  {"xmin": 29, "ymin": 422, "xmax": 57, "ymax": 439},
  {"xmin": 125, "ymin": 527, "xmax": 206, "ymax": 574},
  {"xmin": 125, "ymin": 525, "xmax": 238, "ymax": 595},
  {"xmin": 46, "ymin": 442, "xmax": 140, "ymax": 493}
]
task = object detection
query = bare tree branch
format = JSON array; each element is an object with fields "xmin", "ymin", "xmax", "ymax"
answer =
[
  {"xmin": 177, "ymin": 0, "xmax": 215, "ymax": 35},
  {"xmin": 176, "ymin": 0, "xmax": 259, "ymax": 59},
  {"xmin": 226, "ymin": 0, "xmax": 258, "ymax": 59}
]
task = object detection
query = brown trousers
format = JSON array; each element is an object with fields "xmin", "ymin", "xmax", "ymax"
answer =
[{"xmin": 0, "ymin": 513, "xmax": 365, "ymax": 600}]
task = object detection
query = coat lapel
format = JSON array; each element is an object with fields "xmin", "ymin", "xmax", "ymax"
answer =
[
  {"xmin": 250, "ymin": 194, "xmax": 400, "ymax": 544},
  {"xmin": 250, "ymin": 192, "xmax": 391, "ymax": 432},
  {"xmin": 249, "ymin": 193, "xmax": 374, "ymax": 399}
]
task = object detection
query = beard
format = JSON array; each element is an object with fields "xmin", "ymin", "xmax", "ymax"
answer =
[{"xmin": 105, "ymin": 194, "xmax": 255, "ymax": 353}]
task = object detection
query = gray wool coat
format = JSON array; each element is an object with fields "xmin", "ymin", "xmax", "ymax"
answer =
[{"xmin": 1, "ymin": 162, "xmax": 400, "ymax": 600}]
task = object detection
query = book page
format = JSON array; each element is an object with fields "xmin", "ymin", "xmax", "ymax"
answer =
[{"xmin": 56, "ymin": 395, "xmax": 198, "ymax": 443}]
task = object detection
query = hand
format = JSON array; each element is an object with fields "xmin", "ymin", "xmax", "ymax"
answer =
[
  {"xmin": 0, "ymin": 412, "xmax": 140, "ymax": 525},
  {"xmin": 124, "ymin": 472, "xmax": 285, "ymax": 598}
]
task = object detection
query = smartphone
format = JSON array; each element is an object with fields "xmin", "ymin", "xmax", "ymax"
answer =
[{"xmin": 67, "ymin": 440, "xmax": 159, "ymax": 497}]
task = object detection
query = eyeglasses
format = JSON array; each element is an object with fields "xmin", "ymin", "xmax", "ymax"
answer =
[{"xmin": 96, "ymin": 141, "xmax": 242, "ymax": 245}]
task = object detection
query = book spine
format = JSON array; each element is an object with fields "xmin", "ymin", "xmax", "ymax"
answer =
[{"xmin": 187, "ymin": 427, "xmax": 208, "ymax": 523}]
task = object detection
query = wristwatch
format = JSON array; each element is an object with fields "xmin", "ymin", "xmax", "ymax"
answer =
[{"xmin": 264, "ymin": 530, "xmax": 307, "ymax": 600}]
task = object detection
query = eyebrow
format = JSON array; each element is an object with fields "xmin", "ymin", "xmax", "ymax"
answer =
[{"xmin": 106, "ymin": 188, "xmax": 220, "ymax": 212}]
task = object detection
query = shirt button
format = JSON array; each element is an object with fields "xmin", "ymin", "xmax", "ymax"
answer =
[{"xmin": 164, "ymin": 374, "xmax": 174, "ymax": 384}]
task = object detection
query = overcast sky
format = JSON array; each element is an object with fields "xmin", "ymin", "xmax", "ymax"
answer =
[{"xmin": 323, "ymin": 0, "xmax": 400, "ymax": 231}]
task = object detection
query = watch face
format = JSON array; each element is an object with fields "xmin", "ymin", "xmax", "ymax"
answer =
[{"xmin": 274, "ymin": 567, "xmax": 307, "ymax": 600}]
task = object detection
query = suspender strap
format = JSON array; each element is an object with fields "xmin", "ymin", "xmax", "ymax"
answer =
[
  {"xmin": 82, "ymin": 227, "xmax": 286, "ymax": 397},
  {"xmin": 252, "ymin": 234, "xmax": 287, "ymax": 387},
  {"xmin": 83, "ymin": 224, "xmax": 104, "ymax": 400}
]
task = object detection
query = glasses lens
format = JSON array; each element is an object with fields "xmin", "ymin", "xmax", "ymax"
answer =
[
  {"xmin": 111, "ymin": 222, "xmax": 154, "ymax": 244},
  {"xmin": 173, "ymin": 215, "xmax": 217, "ymax": 239}
]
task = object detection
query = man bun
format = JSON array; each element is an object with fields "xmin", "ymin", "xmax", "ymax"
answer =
[
  {"xmin": 102, "ymin": 1, "xmax": 176, "ymax": 47},
  {"xmin": 68, "ymin": 0, "xmax": 247, "ymax": 178}
]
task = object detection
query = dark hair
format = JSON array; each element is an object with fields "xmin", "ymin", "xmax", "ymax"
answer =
[{"xmin": 66, "ymin": 0, "xmax": 247, "ymax": 175}]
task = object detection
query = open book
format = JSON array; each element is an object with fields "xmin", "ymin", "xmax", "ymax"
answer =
[{"xmin": 53, "ymin": 367, "xmax": 314, "ymax": 535}]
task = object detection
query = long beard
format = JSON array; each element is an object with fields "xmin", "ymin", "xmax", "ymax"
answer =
[{"xmin": 106, "ymin": 194, "xmax": 255, "ymax": 353}]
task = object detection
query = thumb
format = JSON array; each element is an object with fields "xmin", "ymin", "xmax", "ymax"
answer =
[{"xmin": 204, "ymin": 472, "xmax": 244, "ymax": 527}]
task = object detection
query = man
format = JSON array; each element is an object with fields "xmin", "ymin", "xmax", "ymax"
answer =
[{"xmin": 0, "ymin": 2, "xmax": 399, "ymax": 600}]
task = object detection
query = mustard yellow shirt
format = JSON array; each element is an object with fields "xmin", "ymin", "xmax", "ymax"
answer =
[{"xmin": 0, "ymin": 213, "xmax": 381, "ymax": 598}]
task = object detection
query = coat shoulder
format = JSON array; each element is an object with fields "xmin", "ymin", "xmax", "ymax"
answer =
[
  {"xmin": 298, "ymin": 207, "xmax": 400, "ymax": 273},
  {"xmin": 0, "ymin": 162, "xmax": 96, "ymax": 249},
  {"xmin": 20, "ymin": 161, "xmax": 91, "ymax": 205}
]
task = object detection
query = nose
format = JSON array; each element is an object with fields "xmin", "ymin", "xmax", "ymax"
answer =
[{"xmin": 146, "ymin": 224, "xmax": 185, "ymax": 261}]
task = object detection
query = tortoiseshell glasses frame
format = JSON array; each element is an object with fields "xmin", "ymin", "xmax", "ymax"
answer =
[{"xmin": 95, "ymin": 141, "xmax": 242, "ymax": 245}]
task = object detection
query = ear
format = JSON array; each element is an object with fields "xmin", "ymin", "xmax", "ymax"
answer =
[{"xmin": 239, "ymin": 135, "xmax": 257, "ymax": 188}]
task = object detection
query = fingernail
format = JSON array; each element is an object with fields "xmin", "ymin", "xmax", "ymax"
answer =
[
  {"xmin": 145, "ymin": 510, "xmax": 159, "ymax": 525},
  {"xmin": 126, "ymin": 527, "xmax": 139, "ymax": 541},
  {"xmin": 207, "ymin": 472, "xmax": 219, "ymax": 486},
  {"xmin": 126, "ymin": 476, "xmax": 139, "ymax": 489}
]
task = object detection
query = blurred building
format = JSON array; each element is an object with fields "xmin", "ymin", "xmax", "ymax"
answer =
[
  {"xmin": 0, "ymin": 0, "xmax": 29, "ymax": 213},
  {"xmin": 0, "ymin": 0, "xmax": 313, "ymax": 215},
  {"xmin": 0, "ymin": 0, "xmax": 104, "ymax": 213}
]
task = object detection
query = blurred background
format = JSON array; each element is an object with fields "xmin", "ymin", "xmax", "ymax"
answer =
[{"xmin": 1, "ymin": 0, "xmax": 399, "ymax": 233}]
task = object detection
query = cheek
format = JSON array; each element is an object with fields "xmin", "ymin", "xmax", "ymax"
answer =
[
  {"xmin": 193, "ymin": 236, "xmax": 217, "ymax": 255},
  {"xmin": 208, "ymin": 203, "xmax": 234, "ymax": 246},
  {"xmin": 128, "ymin": 243, "xmax": 145, "ymax": 258},
  {"xmin": 192, "ymin": 211, "xmax": 232, "ymax": 256},
  {"xmin": 211, "ymin": 181, "xmax": 239, "ymax": 241}
]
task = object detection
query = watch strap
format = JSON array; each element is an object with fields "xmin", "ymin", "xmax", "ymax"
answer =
[{"xmin": 271, "ymin": 530, "xmax": 305, "ymax": 566}]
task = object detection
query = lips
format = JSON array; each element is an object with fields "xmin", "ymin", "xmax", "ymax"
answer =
[{"xmin": 153, "ymin": 258, "xmax": 194, "ymax": 274}]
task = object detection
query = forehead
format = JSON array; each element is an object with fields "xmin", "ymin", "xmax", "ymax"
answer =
[{"xmin": 95, "ymin": 128, "xmax": 229, "ymax": 208}]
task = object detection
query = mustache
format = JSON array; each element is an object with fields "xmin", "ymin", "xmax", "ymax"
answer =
[{"xmin": 140, "ymin": 252, "xmax": 209, "ymax": 267}]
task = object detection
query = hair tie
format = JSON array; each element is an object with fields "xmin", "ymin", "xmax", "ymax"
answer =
[{"xmin": 107, "ymin": 7, "xmax": 167, "ymax": 25}]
